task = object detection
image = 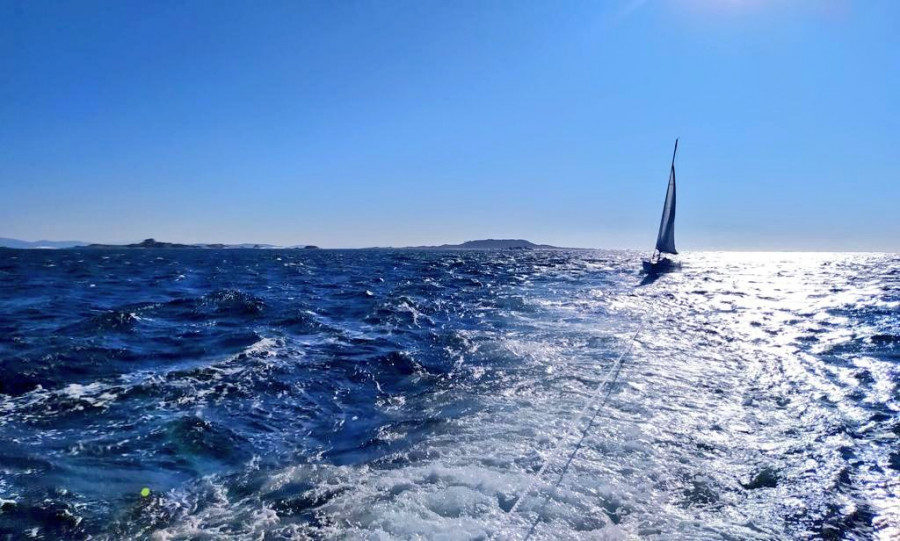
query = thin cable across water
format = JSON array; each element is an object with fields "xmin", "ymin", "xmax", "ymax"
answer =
[{"xmin": 494, "ymin": 320, "xmax": 645, "ymax": 540}]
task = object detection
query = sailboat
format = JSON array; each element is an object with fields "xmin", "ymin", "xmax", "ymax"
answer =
[{"xmin": 642, "ymin": 139, "xmax": 681, "ymax": 274}]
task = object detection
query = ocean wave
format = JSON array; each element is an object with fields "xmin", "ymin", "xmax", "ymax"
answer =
[{"xmin": 0, "ymin": 250, "xmax": 898, "ymax": 539}]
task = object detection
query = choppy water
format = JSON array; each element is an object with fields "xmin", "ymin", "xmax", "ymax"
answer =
[{"xmin": 0, "ymin": 249, "xmax": 897, "ymax": 540}]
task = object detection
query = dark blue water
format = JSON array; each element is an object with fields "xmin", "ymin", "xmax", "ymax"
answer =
[{"xmin": 0, "ymin": 249, "xmax": 897, "ymax": 540}]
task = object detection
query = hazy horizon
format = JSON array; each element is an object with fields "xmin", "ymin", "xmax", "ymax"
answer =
[
  {"xmin": 3, "ymin": 234, "xmax": 900, "ymax": 253},
  {"xmin": 2, "ymin": 0, "xmax": 898, "ymax": 251}
]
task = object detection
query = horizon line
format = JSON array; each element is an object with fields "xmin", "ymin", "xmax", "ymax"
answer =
[{"xmin": 1, "ymin": 236, "xmax": 897, "ymax": 254}]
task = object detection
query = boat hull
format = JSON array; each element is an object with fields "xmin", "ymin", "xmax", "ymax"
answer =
[{"xmin": 642, "ymin": 258, "xmax": 680, "ymax": 274}]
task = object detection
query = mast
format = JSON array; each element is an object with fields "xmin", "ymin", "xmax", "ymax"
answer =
[{"xmin": 671, "ymin": 138, "xmax": 678, "ymax": 169}]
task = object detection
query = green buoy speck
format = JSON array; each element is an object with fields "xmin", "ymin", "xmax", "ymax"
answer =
[{"xmin": 140, "ymin": 487, "xmax": 151, "ymax": 498}]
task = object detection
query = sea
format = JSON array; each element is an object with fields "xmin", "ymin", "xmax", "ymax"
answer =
[{"xmin": 0, "ymin": 249, "xmax": 897, "ymax": 540}]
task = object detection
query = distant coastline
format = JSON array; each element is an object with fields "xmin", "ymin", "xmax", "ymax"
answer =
[
  {"xmin": 396, "ymin": 239, "xmax": 568, "ymax": 250},
  {"xmin": 82, "ymin": 239, "xmax": 320, "ymax": 250},
  {"xmin": 0, "ymin": 238, "xmax": 89, "ymax": 249},
  {"xmin": 0, "ymin": 237, "xmax": 571, "ymax": 251},
  {"xmin": 0, "ymin": 238, "xmax": 319, "ymax": 250}
]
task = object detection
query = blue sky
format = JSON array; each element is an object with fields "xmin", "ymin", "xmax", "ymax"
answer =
[{"xmin": 1, "ymin": 0, "xmax": 897, "ymax": 250}]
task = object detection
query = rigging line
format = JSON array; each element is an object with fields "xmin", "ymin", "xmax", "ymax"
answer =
[
  {"xmin": 521, "ymin": 325, "xmax": 640, "ymax": 541},
  {"xmin": 494, "ymin": 320, "xmax": 644, "ymax": 540}
]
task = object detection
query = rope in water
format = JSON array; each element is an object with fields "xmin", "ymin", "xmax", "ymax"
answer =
[{"xmin": 494, "ymin": 320, "xmax": 645, "ymax": 540}]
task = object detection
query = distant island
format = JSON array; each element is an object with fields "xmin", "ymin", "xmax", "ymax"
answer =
[
  {"xmin": 0, "ymin": 237, "xmax": 570, "ymax": 251},
  {"xmin": 0, "ymin": 238, "xmax": 319, "ymax": 250},
  {"xmin": 402, "ymin": 239, "xmax": 565, "ymax": 250},
  {"xmin": 0, "ymin": 237, "xmax": 88, "ymax": 249},
  {"xmin": 82, "ymin": 239, "xmax": 320, "ymax": 250}
]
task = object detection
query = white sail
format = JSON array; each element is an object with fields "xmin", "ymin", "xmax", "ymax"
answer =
[{"xmin": 655, "ymin": 140, "xmax": 677, "ymax": 255}]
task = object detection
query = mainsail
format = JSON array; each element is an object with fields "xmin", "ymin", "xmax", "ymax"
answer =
[{"xmin": 655, "ymin": 139, "xmax": 678, "ymax": 255}]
